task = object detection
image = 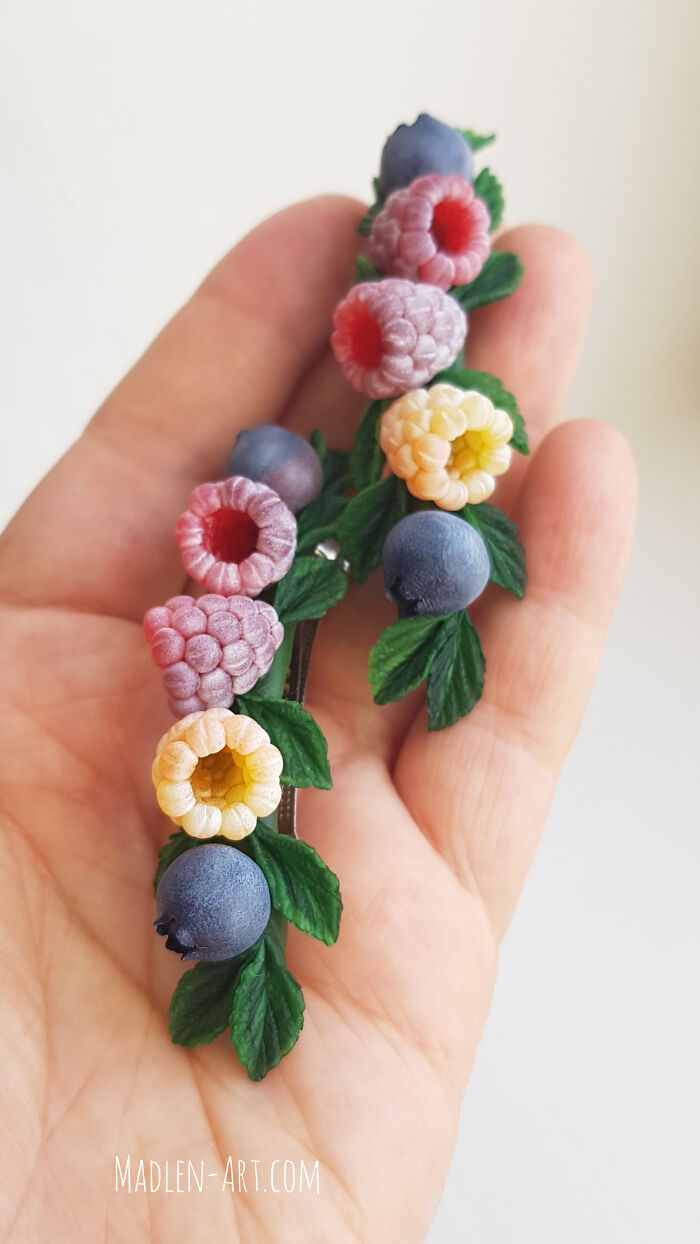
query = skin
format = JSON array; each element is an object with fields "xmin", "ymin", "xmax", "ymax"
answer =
[{"xmin": 0, "ymin": 197, "xmax": 637, "ymax": 1243}]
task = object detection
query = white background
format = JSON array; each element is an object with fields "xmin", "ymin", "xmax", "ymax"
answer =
[{"xmin": 2, "ymin": 1, "xmax": 699, "ymax": 1240}]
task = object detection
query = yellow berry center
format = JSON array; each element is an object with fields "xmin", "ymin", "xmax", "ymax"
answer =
[
  {"xmin": 190, "ymin": 748, "xmax": 246, "ymax": 807},
  {"xmin": 449, "ymin": 430, "xmax": 485, "ymax": 475}
]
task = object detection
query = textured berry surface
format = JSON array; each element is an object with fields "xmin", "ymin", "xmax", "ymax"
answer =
[
  {"xmin": 331, "ymin": 279, "xmax": 466, "ymax": 400},
  {"xmin": 369, "ymin": 174, "xmax": 491, "ymax": 291},
  {"xmin": 152, "ymin": 706, "xmax": 283, "ymax": 840},
  {"xmin": 378, "ymin": 114, "xmax": 474, "ymax": 198},
  {"xmin": 155, "ymin": 843, "xmax": 271, "ymax": 961},
  {"xmin": 382, "ymin": 511, "xmax": 490, "ymax": 616},
  {"xmin": 176, "ymin": 475, "xmax": 296, "ymax": 597},
  {"xmin": 226, "ymin": 425, "xmax": 323, "ymax": 514},
  {"xmin": 380, "ymin": 383, "xmax": 513, "ymax": 509},
  {"xmin": 144, "ymin": 593, "xmax": 284, "ymax": 715}
]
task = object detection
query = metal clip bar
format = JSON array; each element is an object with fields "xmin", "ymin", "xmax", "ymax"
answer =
[{"xmin": 277, "ymin": 539, "xmax": 349, "ymax": 838}]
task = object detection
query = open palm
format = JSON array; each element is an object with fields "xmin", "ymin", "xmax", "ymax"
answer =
[{"xmin": 0, "ymin": 198, "xmax": 636, "ymax": 1243}]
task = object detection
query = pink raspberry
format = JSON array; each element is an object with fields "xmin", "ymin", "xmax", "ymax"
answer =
[
  {"xmin": 368, "ymin": 174, "xmax": 491, "ymax": 291},
  {"xmin": 143, "ymin": 593, "xmax": 284, "ymax": 716},
  {"xmin": 331, "ymin": 278, "xmax": 466, "ymax": 400},
  {"xmin": 175, "ymin": 476, "xmax": 297, "ymax": 598}
]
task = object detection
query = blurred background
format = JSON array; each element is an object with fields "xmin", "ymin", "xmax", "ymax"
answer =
[{"xmin": 2, "ymin": 1, "xmax": 699, "ymax": 1239}]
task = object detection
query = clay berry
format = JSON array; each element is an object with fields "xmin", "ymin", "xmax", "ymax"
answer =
[
  {"xmin": 381, "ymin": 510, "xmax": 490, "ymax": 617},
  {"xmin": 226, "ymin": 425, "xmax": 323, "ymax": 514},
  {"xmin": 155, "ymin": 843, "xmax": 271, "ymax": 961},
  {"xmin": 331, "ymin": 279, "xmax": 466, "ymax": 399},
  {"xmin": 368, "ymin": 173, "xmax": 491, "ymax": 290},
  {"xmin": 378, "ymin": 113, "xmax": 474, "ymax": 198},
  {"xmin": 144, "ymin": 593, "xmax": 284, "ymax": 716}
]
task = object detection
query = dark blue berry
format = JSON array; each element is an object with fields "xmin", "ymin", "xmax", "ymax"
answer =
[
  {"xmin": 226, "ymin": 425, "xmax": 322, "ymax": 513},
  {"xmin": 378, "ymin": 114, "xmax": 474, "ymax": 198},
  {"xmin": 382, "ymin": 511, "xmax": 489, "ymax": 617},
  {"xmin": 155, "ymin": 844, "xmax": 270, "ymax": 962}
]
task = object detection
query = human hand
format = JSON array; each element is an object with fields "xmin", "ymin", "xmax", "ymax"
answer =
[{"xmin": 0, "ymin": 197, "xmax": 636, "ymax": 1242}]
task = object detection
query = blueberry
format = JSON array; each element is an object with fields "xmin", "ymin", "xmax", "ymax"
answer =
[
  {"xmin": 226, "ymin": 425, "xmax": 323, "ymax": 513},
  {"xmin": 382, "ymin": 511, "xmax": 489, "ymax": 617},
  {"xmin": 378, "ymin": 114, "xmax": 474, "ymax": 198},
  {"xmin": 155, "ymin": 844, "xmax": 270, "ymax": 962}
]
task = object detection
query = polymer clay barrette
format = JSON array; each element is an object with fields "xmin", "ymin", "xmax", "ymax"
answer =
[{"xmin": 147, "ymin": 114, "xmax": 528, "ymax": 1080}]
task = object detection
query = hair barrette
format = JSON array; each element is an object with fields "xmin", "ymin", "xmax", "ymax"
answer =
[{"xmin": 146, "ymin": 114, "xmax": 528, "ymax": 1079}]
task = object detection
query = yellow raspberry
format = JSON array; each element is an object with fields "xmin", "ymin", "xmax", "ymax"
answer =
[
  {"xmin": 152, "ymin": 707, "xmax": 283, "ymax": 841},
  {"xmin": 380, "ymin": 383, "xmax": 514, "ymax": 510}
]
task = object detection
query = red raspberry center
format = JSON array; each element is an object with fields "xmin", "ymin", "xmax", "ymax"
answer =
[
  {"xmin": 347, "ymin": 303, "xmax": 383, "ymax": 370},
  {"xmin": 431, "ymin": 197, "xmax": 475, "ymax": 255},
  {"xmin": 204, "ymin": 508, "xmax": 259, "ymax": 563}
]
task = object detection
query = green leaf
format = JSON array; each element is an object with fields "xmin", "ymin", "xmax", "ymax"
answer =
[
  {"xmin": 169, "ymin": 956, "xmax": 245, "ymax": 1048},
  {"xmin": 274, "ymin": 556, "xmax": 348, "ymax": 624},
  {"xmin": 294, "ymin": 438, "xmax": 352, "ymax": 554},
  {"xmin": 369, "ymin": 615, "xmax": 445, "ymax": 705},
  {"xmin": 460, "ymin": 128, "xmax": 496, "ymax": 152},
  {"xmin": 460, "ymin": 502, "xmax": 526, "ymax": 599},
  {"xmin": 230, "ymin": 929, "xmax": 305, "ymax": 1080},
  {"xmin": 433, "ymin": 367, "xmax": 529, "ymax": 454},
  {"xmin": 350, "ymin": 401, "xmax": 386, "ymax": 490},
  {"xmin": 248, "ymin": 824, "xmax": 342, "ymax": 945},
  {"xmin": 426, "ymin": 611, "xmax": 485, "ymax": 730},
  {"xmin": 154, "ymin": 830, "xmax": 199, "ymax": 893},
  {"xmin": 358, "ymin": 197, "xmax": 382, "ymax": 237},
  {"xmin": 473, "ymin": 167, "xmax": 504, "ymax": 231},
  {"xmin": 237, "ymin": 695, "xmax": 332, "ymax": 790},
  {"xmin": 338, "ymin": 475, "xmax": 406, "ymax": 584},
  {"xmin": 451, "ymin": 252, "xmax": 524, "ymax": 311},
  {"xmin": 322, "ymin": 447, "xmax": 352, "ymax": 494},
  {"xmin": 309, "ymin": 428, "xmax": 327, "ymax": 461},
  {"xmin": 296, "ymin": 490, "xmax": 348, "ymax": 554},
  {"xmin": 310, "ymin": 431, "xmax": 352, "ymax": 488},
  {"xmin": 355, "ymin": 255, "xmax": 381, "ymax": 282},
  {"xmin": 509, "ymin": 418, "xmax": 529, "ymax": 456}
]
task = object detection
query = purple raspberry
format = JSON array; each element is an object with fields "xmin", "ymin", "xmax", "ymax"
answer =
[
  {"xmin": 381, "ymin": 511, "xmax": 490, "ymax": 616},
  {"xmin": 144, "ymin": 593, "xmax": 284, "ymax": 715},
  {"xmin": 176, "ymin": 476, "xmax": 297, "ymax": 598},
  {"xmin": 331, "ymin": 278, "xmax": 466, "ymax": 400},
  {"xmin": 226, "ymin": 425, "xmax": 323, "ymax": 514},
  {"xmin": 378, "ymin": 114, "xmax": 474, "ymax": 198},
  {"xmin": 368, "ymin": 174, "xmax": 491, "ymax": 291},
  {"xmin": 155, "ymin": 843, "xmax": 271, "ymax": 961}
]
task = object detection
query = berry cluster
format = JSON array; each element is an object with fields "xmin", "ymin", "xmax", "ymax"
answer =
[
  {"xmin": 143, "ymin": 428, "xmax": 320, "ymax": 716},
  {"xmin": 328, "ymin": 113, "xmax": 521, "ymax": 614},
  {"xmin": 146, "ymin": 117, "xmax": 525, "ymax": 1084},
  {"xmin": 331, "ymin": 116, "xmax": 496, "ymax": 403},
  {"xmin": 144, "ymin": 593, "xmax": 284, "ymax": 716},
  {"xmin": 144, "ymin": 430, "xmax": 320, "ymax": 979}
]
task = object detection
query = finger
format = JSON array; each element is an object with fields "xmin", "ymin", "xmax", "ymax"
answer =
[
  {"xmin": 0, "ymin": 196, "xmax": 364, "ymax": 618},
  {"xmin": 395, "ymin": 419, "xmax": 637, "ymax": 937},
  {"xmin": 465, "ymin": 224, "xmax": 593, "ymax": 514},
  {"xmin": 281, "ymin": 347, "xmax": 365, "ymax": 446}
]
